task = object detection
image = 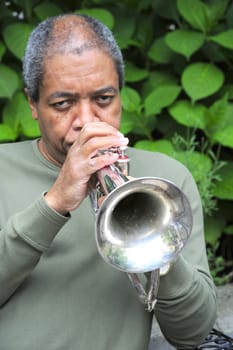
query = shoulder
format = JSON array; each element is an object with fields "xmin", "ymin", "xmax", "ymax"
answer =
[
  {"xmin": 0, "ymin": 140, "xmax": 35, "ymax": 160},
  {"xmin": 127, "ymin": 147, "xmax": 191, "ymax": 186},
  {"xmin": 0, "ymin": 140, "xmax": 38, "ymax": 174},
  {"xmin": 0, "ymin": 139, "xmax": 34, "ymax": 152}
]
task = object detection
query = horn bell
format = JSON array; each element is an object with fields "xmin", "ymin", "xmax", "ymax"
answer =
[{"xmin": 95, "ymin": 177, "xmax": 193, "ymax": 273}]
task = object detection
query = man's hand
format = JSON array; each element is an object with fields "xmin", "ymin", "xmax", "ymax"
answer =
[{"xmin": 44, "ymin": 122, "xmax": 128, "ymax": 215}]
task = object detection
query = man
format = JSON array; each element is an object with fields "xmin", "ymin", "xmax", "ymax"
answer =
[{"xmin": 0, "ymin": 14, "xmax": 216, "ymax": 350}]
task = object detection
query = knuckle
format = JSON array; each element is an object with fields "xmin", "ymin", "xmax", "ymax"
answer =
[{"xmin": 88, "ymin": 137, "xmax": 98, "ymax": 149}]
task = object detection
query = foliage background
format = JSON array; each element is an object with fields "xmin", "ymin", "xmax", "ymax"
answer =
[{"xmin": 0, "ymin": 0, "xmax": 233, "ymax": 284}]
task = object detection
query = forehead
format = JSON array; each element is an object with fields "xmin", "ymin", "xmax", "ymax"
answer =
[{"xmin": 41, "ymin": 49, "xmax": 119, "ymax": 93}]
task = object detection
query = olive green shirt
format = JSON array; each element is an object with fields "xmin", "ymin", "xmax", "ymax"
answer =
[{"xmin": 0, "ymin": 140, "xmax": 216, "ymax": 350}]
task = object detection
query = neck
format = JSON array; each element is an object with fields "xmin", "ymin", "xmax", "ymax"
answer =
[{"xmin": 38, "ymin": 139, "xmax": 63, "ymax": 168}]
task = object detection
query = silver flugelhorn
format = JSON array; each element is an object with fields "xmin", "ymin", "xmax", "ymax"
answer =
[{"xmin": 90, "ymin": 147, "xmax": 193, "ymax": 311}]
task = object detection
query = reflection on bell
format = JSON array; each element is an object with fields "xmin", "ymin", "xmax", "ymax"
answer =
[{"xmin": 95, "ymin": 177, "xmax": 192, "ymax": 273}]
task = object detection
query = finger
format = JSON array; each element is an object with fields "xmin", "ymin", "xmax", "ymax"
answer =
[
  {"xmin": 77, "ymin": 122, "xmax": 123, "ymax": 146},
  {"xmin": 88, "ymin": 151, "xmax": 120, "ymax": 173},
  {"xmin": 71, "ymin": 134, "xmax": 128, "ymax": 165}
]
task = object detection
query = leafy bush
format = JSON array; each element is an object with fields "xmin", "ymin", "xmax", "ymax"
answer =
[{"xmin": 0, "ymin": 0, "xmax": 233, "ymax": 281}]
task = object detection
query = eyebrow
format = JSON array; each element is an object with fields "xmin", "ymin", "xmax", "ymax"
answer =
[
  {"xmin": 47, "ymin": 92, "xmax": 76, "ymax": 102},
  {"xmin": 47, "ymin": 86, "xmax": 118, "ymax": 102}
]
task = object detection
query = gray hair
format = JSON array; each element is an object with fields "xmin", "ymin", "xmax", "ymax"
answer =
[{"xmin": 23, "ymin": 14, "xmax": 124, "ymax": 102}]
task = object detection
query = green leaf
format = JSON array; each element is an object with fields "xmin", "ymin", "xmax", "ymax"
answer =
[
  {"xmin": 147, "ymin": 71, "xmax": 178, "ymax": 88},
  {"xmin": 207, "ymin": 0, "xmax": 229, "ymax": 28},
  {"xmin": 174, "ymin": 151, "xmax": 212, "ymax": 183},
  {"xmin": 120, "ymin": 110, "xmax": 135, "ymax": 135},
  {"xmin": 3, "ymin": 92, "xmax": 25, "ymax": 132},
  {"xmin": 134, "ymin": 13, "xmax": 154, "ymax": 48},
  {"xmin": 213, "ymin": 126, "xmax": 233, "ymax": 148},
  {"xmin": 221, "ymin": 84, "xmax": 233, "ymax": 100},
  {"xmin": 226, "ymin": 1, "xmax": 233, "ymax": 28},
  {"xmin": 76, "ymin": 8, "xmax": 114, "ymax": 29},
  {"xmin": 210, "ymin": 29, "xmax": 233, "ymax": 50},
  {"xmin": 182, "ymin": 63, "xmax": 224, "ymax": 101},
  {"xmin": 3, "ymin": 23, "xmax": 34, "ymax": 61},
  {"xmin": 112, "ymin": 16, "xmax": 136, "ymax": 49},
  {"xmin": 20, "ymin": 114, "xmax": 41, "ymax": 138},
  {"xmin": 144, "ymin": 85, "xmax": 181, "ymax": 116},
  {"xmin": 205, "ymin": 215, "xmax": 226, "ymax": 245},
  {"xmin": 154, "ymin": 0, "xmax": 180, "ymax": 23},
  {"xmin": 121, "ymin": 86, "xmax": 141, "ymax": 113},
  {"xmin": 125, "ymin": 61, "xmax": 148, "ymax": 83},
  {"xmin": 177, "ymin": 0, "xmax": 209, "ymax": 33},
  {"xmin": 0, "ymin": 64, "xmax": 19, "ymax": 98},
  {"xmin": 0, "ymin": 41, "xmax": 6, "ymax": 61},
  {"xmin": 201, "ymin": 41, "xmax": 227, "ymax": 63},
  {"xmin": 205, "ymin": 96, "xmax": 229, "ymax": 139},
  {"xmin": 224, "ymin": 225, "xmax": 233, "ymax": 236},
  {"xmin": 169, "ymin": 100, "xmax": 207, "ymax": 129},
  {"xmin": 3, "ymin": 92, "xmax": 40, "ymax": 138},
  {"xmin": 214, "ymin": 162, "xmax": 233, "ymax": 200},
  {"xmin": 148, "ymin": 37, "xmax": 174, "ymax": 64},
  {"xmin": 165, "ymin": 30, "xmax": 205, "ymax": 59},
  {"xmin": 142, "ymin": 71, "xmax": 178, "ymax": 98},
  {"xmin": 134, "ymin": 139, "xmax": 174, "ymax": 155},
  {"xmin": 120, "ymin": 110, "xmax": 153, "ymax": 138},
  {"xmin": 11, "ymin": 0, "xmax": 38, "ymax": 9},
  {"xmin": 0, "ymin": 124, "xmax": 17, "ymax": 142},
  {"xmin": 33, "ymin": 1, "xmax": 63, "ymax": 20}
]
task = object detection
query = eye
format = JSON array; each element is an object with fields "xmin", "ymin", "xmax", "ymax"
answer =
[
  {"xmin": 95, "ymin": 95, "xmax": 114, "ymax": 106},
  {"xmin": 51, "ymin": 99, "xmax": 74, "ymax": 110}
]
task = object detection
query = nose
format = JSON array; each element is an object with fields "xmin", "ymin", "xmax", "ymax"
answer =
[{"xmin": 71, "ymin": 100, "xmax": 98, "ymax": 129}]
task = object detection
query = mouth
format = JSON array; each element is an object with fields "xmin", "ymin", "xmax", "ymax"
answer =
[{"xmin": 62, "ymin": 139, "xmax": 75, "ymax": 152}]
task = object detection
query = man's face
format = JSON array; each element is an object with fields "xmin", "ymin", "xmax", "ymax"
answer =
[{"xmin": 28, "ymin": 48, "xmax": 122, "ymax": 165}]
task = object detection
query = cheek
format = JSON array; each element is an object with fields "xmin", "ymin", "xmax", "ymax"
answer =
[
  {"xmin": 37, "ymin": 118, "xmax": 64, "ymax": 143},
  {"xmin": 38, "ymin": 110, "xmax": 69, "ymax": 134},
  {"xmin": 104, "ymin": 102, "xmax": 122, "ymax": 129},
  {"xmin": 113, "ymin": 106, "xmax": 122, "ymax": 129},
  {"xmin": 37, "ymin": 121, "xmax": 53, "ymax": 142},
  {"xmin": 113, "ymin": 117, "xmax": 121, "ymax": 129}
]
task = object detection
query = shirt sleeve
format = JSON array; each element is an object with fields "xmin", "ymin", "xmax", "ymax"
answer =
[
  {"xmin": 154, "ymin": 165, "xmax": 217, "ymax": 349},
  {"xmin": 0, "ymin": 194, "xmax": 69, "ymax": 306}
]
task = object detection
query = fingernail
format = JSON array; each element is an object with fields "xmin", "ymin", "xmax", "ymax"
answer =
[
  {"xmin": 120, "ymin": 137, "xmax": 129, "ymax": 145},
  {"xmin": 117, "ymin": 131, "xmax": 124, "ymax": 137}
]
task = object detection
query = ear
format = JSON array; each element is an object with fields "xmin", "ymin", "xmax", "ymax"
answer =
[{"xmin": 25, "ymin": 89, "xmax": 39, "ymax": 120}]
